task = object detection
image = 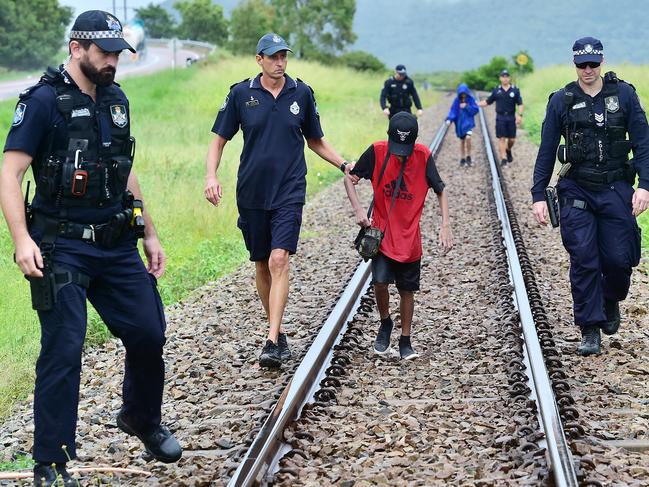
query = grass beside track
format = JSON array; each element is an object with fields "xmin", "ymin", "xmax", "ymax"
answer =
[
  {"xmin": 0, "ymin": 53, "xmax": 437, "ymax": 420},
  {"xmin": 519, "ymin": 64, "xmax": 649, "ymax": 255}
]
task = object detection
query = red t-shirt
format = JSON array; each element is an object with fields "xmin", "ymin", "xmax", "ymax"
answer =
[{"xmin": 352, "ymin": 141, "xmax": 445, "ymax": 262}]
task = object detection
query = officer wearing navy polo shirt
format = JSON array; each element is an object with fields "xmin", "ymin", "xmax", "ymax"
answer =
[
  {"xmin": 380, "ymin": 65, "xmax": 424, "ymax": 118},
  {"xmin": 0, "ymin": 10, "xmax": 181, "ymax": 485},
  {"xmin": 531, "ymin": 37, "xmax": 649, "ymax": 356},
  {"xmin": 478, "ymin": 69, "xmax": 524, "ymax": 165},
  {"xmin": 204, "ymin": 33, "xmax": 356, "ymax": 368}
]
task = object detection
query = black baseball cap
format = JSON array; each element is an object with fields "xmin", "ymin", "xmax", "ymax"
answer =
[
  {"xmin": 70, "ymin": 10, "xmax": 135, "ymax": 53},
  {"xmin": 388, "ymin": 112, "xmax": 418, "ymax": 157},
  {"xmin": 500, "ymin": 69, "xmax": 510, "ymax": 77},
  {"xmin": 256, "ymin": 33, "xmax": 292, "ymax": 55},
  {"xmin": 395, "ymin": 64, "xmax": 407, "ymax": 75},
  {"xmin": 572, "ymin": 36, "xmax": 603, "ymax": 64}
]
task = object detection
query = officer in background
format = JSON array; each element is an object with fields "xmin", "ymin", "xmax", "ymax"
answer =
[
  {"xmin": 0, "ymin": 11, "xmax": 181, "ymax": 485},
  {"xmin": 478, "ymin": 69, "xmax": 524, "ymax": 165},
  {"xmin": 380, "ymin": 64, "xmax": 424, "ymax": 118},
  {"xmin": 531, "ymin": 37, "xmax": 649, "ymax": 356}
]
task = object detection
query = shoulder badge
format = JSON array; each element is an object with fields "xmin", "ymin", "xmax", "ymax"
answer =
[
  {"xmin": 110, "ymin": 105, "xmax": 128, "ymax": 128},
  {"xmin": 12, "ymin": 103, "xmax": 26, "ymax": 126}
]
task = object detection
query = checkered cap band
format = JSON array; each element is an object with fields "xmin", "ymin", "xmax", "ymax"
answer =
[
  {"xmin": 70, "ymin": 30, "xmax": 124, "ymax": 40},
  {"xmin": 573, "ymin": 49, "xmax": 602, "ymax": 56}
]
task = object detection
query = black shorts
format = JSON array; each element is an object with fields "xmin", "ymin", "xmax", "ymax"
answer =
[
  {"xmin": 496, "ymin": 117, "xmax": 516, "ymax": 138},
  {"xmin": 237, "ymin": 204, "xmax": 303, "ymax": 261},
  {"xmin": 371, "ymin": 252, "xmax": 421, "ymax": 291}
]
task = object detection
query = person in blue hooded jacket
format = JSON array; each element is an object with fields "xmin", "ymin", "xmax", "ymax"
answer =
[{"xmin": 446, "ymin": 84, "xmax": 479, "ymax": 165}]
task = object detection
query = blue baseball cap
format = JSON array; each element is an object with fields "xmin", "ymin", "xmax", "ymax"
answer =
[
  {"xmin": 70, "ymin": 10, "xmax": 135, "ymax": 53},
  {"xmin": 573, "ymin": 37, "xmax": 603, "ymax": 64},
  {"xmin": 256, "ymin": 33, "xmax": 292, "ymax": 55}
]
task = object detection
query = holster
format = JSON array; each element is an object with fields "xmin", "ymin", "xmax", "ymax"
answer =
[
  {"xmin": 27, "ymin": 272, "xmax": 56, "ymax": 311},
  {"xmin": 545, "ymin": 186, "xmax": 560, "ymax": 228}
]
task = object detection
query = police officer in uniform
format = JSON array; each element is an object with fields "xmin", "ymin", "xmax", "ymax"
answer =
[
  {"xmin": 204, "ymin": 33, "xmax": 357, "ymax": 368},
  {"xmin": 531, "ymin": 37, "xmax": 649, "ymax": 356},
  {"xmin": 479, "ymin": 69, "xmax": 524, "ymax": 165},
  {"xmin": 0, "ymin": 11, "xmax": 181, "ymax": 485},
  {"xmin": 380, "ymin": 64, "xmax": 423, "ymax": 118}
]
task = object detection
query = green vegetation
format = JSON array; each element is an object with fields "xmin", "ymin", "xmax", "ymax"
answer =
[
  {"xmin": 519, "ymin": 64, "xmax": 649, "ymax": 253},
  {"xmin": 0, "ymin": 0, "xmax": 71, "ymax": 70},
  {"xmin": 0, "ymin": 53, "xmax": 437, "ymax": 419},
  {"xmin": 0, "ymin": 454, "xmax": 34, "ymax": 472},
  {"xmin": 462, "ymin": 52, "xmax": 534, "ymax": 91},
  {"xmin": 227, "ymin": 0, "xmax": 276, "ymax": 55},
  {"xmin": 338, "ymin": 51, "xmax": 385, "ymax": 72},
  {"xmin": 175, "ymin": 0, "xmax": 228, "ymax": 45},
  {"xmin": 135, "ymin": 3, "xmax": 177, "ymax": 38}
]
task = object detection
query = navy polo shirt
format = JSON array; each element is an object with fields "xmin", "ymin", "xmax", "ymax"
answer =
[
  {"xmin": 212, "ymin": 73, "xmax": 324, "ymax": 210},
  {"xmin": 531, "ymin": 80, "xmax": 649, "ymax": 202},
  {"xmin": 485, "ymin": 85, "xmax": 523, "ymax": 118},
  {"xmin": 3, "ymin": 71, "xmax": 127, "ymax": 223}
]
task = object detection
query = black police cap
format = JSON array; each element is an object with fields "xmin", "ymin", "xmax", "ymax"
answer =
[
  {"xmin": 70, "ymin": 10, "xmax": 135, "ymax": 53},
  {"xmin": 388, "ymin": 112, "xmax": 418, "ymax": 157},
  {"xmin": 572, "ymin": 36, "xmax": 603, "ymax": 64}
]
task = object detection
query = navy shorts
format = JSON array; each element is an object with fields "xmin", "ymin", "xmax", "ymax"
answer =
[
  {"xmin": 496, "ymin": 117, "xmax": 516, "ymax": 138},
  {"xmin": 371, "ymin": 252, "xmax": 421, "ymax": 291},
  {"xmin": 237, "ymin": 204, "xmax": 303, "ymax": 261}
]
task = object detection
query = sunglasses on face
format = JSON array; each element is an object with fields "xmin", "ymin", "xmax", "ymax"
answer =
[{"xmin": 575, "ymin": 62, "xmax": 601, "ymax": 69}]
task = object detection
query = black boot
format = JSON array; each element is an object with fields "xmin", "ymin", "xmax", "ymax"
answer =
[
  {"xmin": 117, "ymin": 412, "xmax": 182, "ymax": 463},
  {"xmin": 601, "ymin": 299, "xmax": 621, "ymax": 335},
  {"xmin": 577, "ymin": 325, "xmax": 601, "ymax": 356},
  {"xmin": 33, "ymin": 463, "xmax": 76, "ymax": 487}
]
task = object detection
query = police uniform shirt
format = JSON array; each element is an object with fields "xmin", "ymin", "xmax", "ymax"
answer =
[
  {"xmin": 212, "ymin": 73, "xmax": 324, "ymax": 210},
  {"xmin": 485, "ymin": 85, "xmax": 523, "ymax": 117},
  {"xmin": 3, "ymin": 71, "xmax": 128, "ymax": 223},
  {"xmin": 531, "ymin": 80, "xmax": 649, "ymax": 202}
]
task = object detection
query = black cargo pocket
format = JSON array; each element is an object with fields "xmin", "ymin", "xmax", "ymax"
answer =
[{"xmin": 109, "ymin": 156, "xmax": 133, "ymax": 196}]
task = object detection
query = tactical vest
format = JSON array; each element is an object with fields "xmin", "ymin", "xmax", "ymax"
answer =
[
  {"xmin": 386, "ymin": 78, "xmax": 412, "ymax": 110},
  {"xmin": 31, "ymin": 67, "xmax": 134, "ymax": 209},
  {"xmin": 561, "ymin": 71, "xmax": 634, "ymax": 185}
]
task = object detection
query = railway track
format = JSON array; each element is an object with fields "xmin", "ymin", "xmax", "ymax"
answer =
[{"xmin": 223, "ymin": 99, "xmax": 602, "ymax": 486}]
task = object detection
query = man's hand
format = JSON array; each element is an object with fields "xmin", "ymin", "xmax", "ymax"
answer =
[
  {"xmin": 632, "ymin": 187, "xmax": 649, "ymax": 216},
  {"xmin": 438, "ymin": 224, "xmax": 454, "ymax": 254},
  {"xmin": 532, "ymin": 200, "xmax": 548, "ymax": 225},
  {"xmin": 516, "ymin": 114, "xmax": 523, "ymax": 127},
  {"xmin": 383, "ymin": 108, "xmax": 390, "ymax": 117},
  {"xmin": 15, "ymin": 235, "xmax": 44, "ymax": 277},
  {"xmin": 143, "ymin": 236, "xmax": 166, "ymax": 279},
  {"xmin": 204, "ymin": 175, "xmax": 222, "ymax": 206},
  {"xmin": 355, "ymin": 208, "xmax": 371, "ymax": 227},
  {"xmin": 344, "ymin": 162, "xmax": 360, "ymax": 185},
  {"xmin": 416, "ymin": 109, "xmax": 423, "ymax": 117}
]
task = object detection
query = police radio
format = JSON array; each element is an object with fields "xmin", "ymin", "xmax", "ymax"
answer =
[{"xmin": 71, "ymin": 149, "xmax": 88, "ymax": 196}]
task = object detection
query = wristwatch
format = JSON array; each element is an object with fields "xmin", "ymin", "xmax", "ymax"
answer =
[{"xmin": 340, "ymin": 160, "xmax": 349, "ymax": 173}]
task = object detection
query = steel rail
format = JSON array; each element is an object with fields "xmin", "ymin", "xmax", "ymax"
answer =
[
  {"xmin": 228, "ymin": 119, "xmax": 450, "ymax": 487},
  {"xmin": 477, "ymin": 98, "xmax": 579, "ymax": 487}
]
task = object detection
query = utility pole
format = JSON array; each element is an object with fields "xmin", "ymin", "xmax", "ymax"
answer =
[
  {"xmin": 112, "ymin": 0, "xmax": 116, "ymax": 15},
  {"xmin": 123, "ymin": 0, "xmax": 128, "ymax": 21}
]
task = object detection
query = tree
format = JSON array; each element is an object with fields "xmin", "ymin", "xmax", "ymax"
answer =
[
  {"xmin": 270, "ymin": 0, "xmax": 357, "ymax": 59},
  {"xmin": 228, "ymin": 0, "xmax": 275, "ymax": 55},
  {"xmin": 135, "ymin": 3, "xmax": 176, "ymax": 38},
  {"xmin": 339, "ymin": 50, "xmax": 385, "ymax": 72},
  {"xmin": 0, "ymin": 0, "xmax": 72, "ymax": 70},
  {"xmin": 174, "ymin": 0, "xmax": 228, "ymax": 44},
  {"xmin": 463, "ymin": 56, "xmax": 510, "ymax": 90}
]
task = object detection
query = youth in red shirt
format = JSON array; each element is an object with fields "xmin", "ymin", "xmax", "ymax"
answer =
[{"xmin": 345, "ymin": 113, "xmax": 453, "ymax": 360}]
